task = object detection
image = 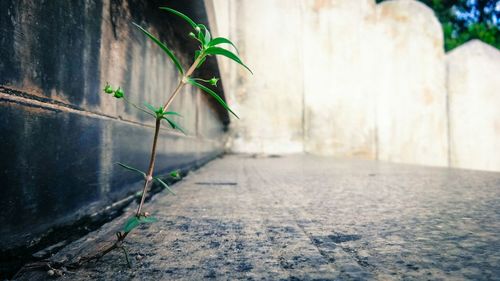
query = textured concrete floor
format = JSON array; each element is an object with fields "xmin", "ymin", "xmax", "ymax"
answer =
[{"xmin": 19, "ymin": 154, "xmax": 500, "ymax": 280}]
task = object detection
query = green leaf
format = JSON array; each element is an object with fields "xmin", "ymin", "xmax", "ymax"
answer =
[
  {"xmin": 117, "ymin": 162, "xmax": 146, "ymax": 178},
  {"xmin": 123, "ymin": 216, "xmax": 140, "ymax": 233},
  {"xmin": 169, "ymin": 170, "xmax": 181, "ymax": 179},
  {"xmin": 143, "ymin": 102, "xmax": 157, "ymax": 113},
  {"xmin": 187, "ymin": 78, "xmax": 239, "ymax": 119},
  {"xmin": 145, "ymin": 102, "xmax": 176, "ymax": 119},
  {"xmin": 197, "ymin": 24, "xmax": 211, "ymax": 45},
  {"xmin": 208, "ymin": 37, "xmax": 239, "ymax": 54},
  {"xmin": 153, "ymin": 177, "xmax": 176, "ymax": 195},
  {"xmin": 162, "ymin": 117, "xmax": 186, "ymax": 135},
  {"xmin": 164, "ymin": 111, "xmax": 182, "ymax": 117},
  {"xmin": 159, "ymin": 7, "xmax": 197, "ymax": 29},
  {"xmin": 204, "ymin": 47, "xmax": 252, "ymax": 74},
  {"xmin": 139, "ymin": 216, "xmax": 159, "ymax": 223},
  {"xmin": 197, "ymin": 31, "xmax": 205, "ymax": 46},
  {"xmin": 123, "ymin": 215, "xmax": 158, "ymax": 233},
  {"xmin": 123, "ymin": 97, "xmax": 155, "ymax": 118},
  {"xmin": 133, "ymin": 22, "xmax": 184, "ymax": 75}
]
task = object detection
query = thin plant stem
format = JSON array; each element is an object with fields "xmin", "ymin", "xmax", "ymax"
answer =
[
  {"xmin": 135, "ymin": 55, "xmax": 203, "ymax": 217},
  {"xmin": 136, "ymin": 118, "xmax": 161, "ymax": 216},
  {"xmin": 162, "ymin": 55, "xmax": 202, "ymax": 112},
  {"xmin": 162, "ymin": 80, "xmax": 184, "ymax": 112},
  {"xmin": 121, "ymin": 246, "xmax": 132, "ymax": 268},
  {"xmin": 123, "ymin": 96, "xmax": 155, "ymax": 117}
]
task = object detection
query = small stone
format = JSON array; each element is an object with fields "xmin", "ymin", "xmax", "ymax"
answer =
[{"xmin": 47, "ymin": 269, "xmax": 55, "ymax": 276}]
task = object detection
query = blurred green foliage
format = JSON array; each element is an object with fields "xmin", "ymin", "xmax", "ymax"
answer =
[{"xmin": 376, "ymin": 0, "xmax": 500, "ymax": 51}]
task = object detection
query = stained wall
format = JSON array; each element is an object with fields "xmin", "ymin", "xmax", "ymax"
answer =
[
  {"xmin": 447, "ymin": 40, "xmax": 500, "ymax": 172},
  {"xmin": 0, "ymin": 0, "xmax": 228, "ymax": 259},
  {"xmin": 206, "ymin": 0, "xmax": 499, "ymax": 171}
]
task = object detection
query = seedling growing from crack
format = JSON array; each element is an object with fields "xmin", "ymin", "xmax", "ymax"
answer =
[
  {"xmin": 96, "ymin": 7, "xmax": 250, "ymax": 267},
  {"xmin": 12, "ymin": 7, "xmax": 251, "ymax": 276}
]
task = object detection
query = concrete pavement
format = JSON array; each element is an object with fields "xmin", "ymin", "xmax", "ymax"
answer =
[{"xmin": 17, "ymin": 154, "xmax": 500, "ymax": 280}]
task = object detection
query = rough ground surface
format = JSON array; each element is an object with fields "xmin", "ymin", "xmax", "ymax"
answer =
[{"xmin": 18, "ymin": 154, "xmax": 500, "ymax": 280}]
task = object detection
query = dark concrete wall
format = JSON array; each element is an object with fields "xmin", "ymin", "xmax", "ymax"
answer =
[{"xmin": 0, "ymin": 0, "xmax": 229, "ymax": 269}]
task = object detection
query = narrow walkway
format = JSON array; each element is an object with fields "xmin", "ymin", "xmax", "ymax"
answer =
[{"xmin": 21, "ymin": 154, "xmax": 500, "ymax": 280}]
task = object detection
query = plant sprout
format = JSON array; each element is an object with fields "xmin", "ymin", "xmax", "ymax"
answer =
[{"xmin": 97, "ymin": 7, "xmax": 251, "ymax": 266}]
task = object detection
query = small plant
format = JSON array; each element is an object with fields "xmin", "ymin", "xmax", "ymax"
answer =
[
  {"xmin": 11, "ymin": 7, "xmax": 249, "ymax": 278},
  {"xmin": 95, "ymin": 7, "xmax": 251, "ymax": 266}
]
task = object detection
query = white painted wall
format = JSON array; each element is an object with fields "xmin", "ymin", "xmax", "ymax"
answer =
[
  {"xmin": 447, "ymin": 40, "xmax": 500, "ymax": 172},
  {"xmin": 207, "ymin": 0, "xmax": 305, "ymax": 154},
  {"xmin": 374, "ymin": 0, "xmax": 448, "ymax": 166},
  {"xmin": 302, "ymin": 0, "xmax": 377, "ymax": 158},
  {"xmin": 205, "ymin": 0, "xmax": 500, "ymax": 171}
]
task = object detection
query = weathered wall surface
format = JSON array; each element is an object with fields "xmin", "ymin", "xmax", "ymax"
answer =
[
  {"xmin": 302, "ymin": 0, "xmax": 377, "ymax": 158},
  {"xmin": 447, "ymin": 40, "xmax": 500, "ymax": 172},
  {"xmin": 207, "ymin": 0, "xmax": 498, "ymax": 171},
  {"xmin": 374, "ymin": 0, "xmax": 448, "ymax": 166},
  {"xmin": 0, "ymin": 0, "xmax": 228, "ymax": 260},
  {"xmin": 208, "ymin": 0, "xmax": 305, "ymax": 154}
]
